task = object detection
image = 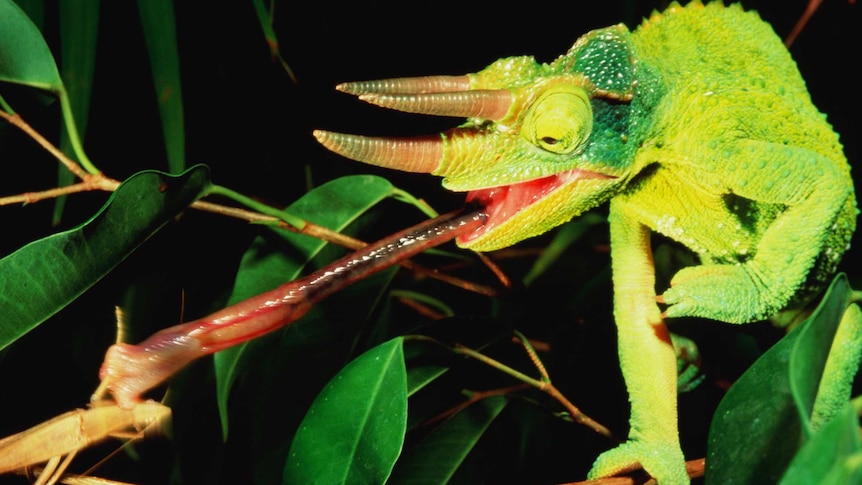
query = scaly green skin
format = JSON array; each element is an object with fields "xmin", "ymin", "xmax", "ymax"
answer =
[
  {"xmin": 588, "ymin": 5, "xmax": 857, "ymax": 482},
  {"xmin": 318, "ymin": 2, "xmax": 859, "ymax": 483}
]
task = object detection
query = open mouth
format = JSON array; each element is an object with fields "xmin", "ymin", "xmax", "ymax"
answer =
[{"xmin": 459, "ymin": 168, "xmax": 615, "ymax": 244}]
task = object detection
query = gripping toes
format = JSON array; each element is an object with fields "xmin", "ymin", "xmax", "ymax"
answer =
[
  {"xmin": 589, "ymin": 440, "xmax": 689, "ymax": 484},
  {"xmin": 661, "ymin": 264, "xmax": 773, "ymax": 323}
]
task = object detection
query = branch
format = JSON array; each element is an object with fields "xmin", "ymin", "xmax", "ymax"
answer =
[{"xmin": 0, "ymin": 108, "xmax": 501, "ymax": 298}]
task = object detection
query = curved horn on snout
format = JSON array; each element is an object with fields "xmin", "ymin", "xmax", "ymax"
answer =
[
  {"xmin": 336, "ymin": 75, "xmax": 472, "ymax": 95},
  {"xmin": 313, "ymin": 130, "xmax": 443, "ymax": 173},
  {"xmin": 336, "ymin": 75, "xmax": 513, "ymax": 121},
  {"xmin": 358, "ymin": 90, "xmax": 512, "ymax": 120}
]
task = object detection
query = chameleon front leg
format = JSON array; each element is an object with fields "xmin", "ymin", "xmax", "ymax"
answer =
[
  {"xmin": 588, "ymin": 199, "xmax": 689, "ymax": 484},
  {"xmin": 662, "ymin": 144, "xmax": 854, "ymax": 324}
]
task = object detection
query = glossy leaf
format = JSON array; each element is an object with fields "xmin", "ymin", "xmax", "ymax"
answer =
[
  {"xmin": 0, "ymin": 166, "xmax": 211, "ymax": 351},
  {"xmin": 388, "ymin": 395, "xmax": 508, "ymax": 484},
  {"xmin": 0, "ymin": 0, "xmax": 62, "ymax": 92},
  {"xmin": 214, "ymin": 175, "xmax": 397, "ymax": 432},
  {"xmin": 137, "ymin": 0, "xmax": 186, "ymax": 173},
  {"xmin": 706, "ymin": 274, "xmax": 857, "ymax": 483},
  {"xmin": 405, "ymin": 339, "xmax": 450, "ymax": 397},
  {"xmin": 283, "ymin": 337, "xmax": 407, "ymax": 485}
]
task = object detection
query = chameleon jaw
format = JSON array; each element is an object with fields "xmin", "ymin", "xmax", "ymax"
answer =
[{"xmin": 459, "ymin": 167, "xmax": 616, "ymax": 246}]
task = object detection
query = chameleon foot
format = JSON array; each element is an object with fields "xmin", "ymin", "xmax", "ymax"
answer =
[
  {"xmin": 662, "ymin": 264, "xmax": 776, "ymax": 323},
  {"xmin": 588, "ymin": 440, "xmax": 689, "ymax": 485}
]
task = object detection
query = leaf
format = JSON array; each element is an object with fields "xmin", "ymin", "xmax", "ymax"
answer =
[
  {"xmin": 0, "ymin": 165, "xmax": 211, "ymax": 351},
  {"xmin": 0, "ymin": 0, "xmax": 62, "ymax": 92},
  {"xmin": 405, "ymin": 364, "xmax": 449, "ymax": 398},
  {"xmin": 283, "ymin": 338, "xmax": 407, "ymax": 485},
  {"xmin": 214, "ymin": 175, "xmax": 397, "ymax": 434},
  {"xmin": 522, "ymin": 212, "xmax": 605, "ymax": 287},
  {"xmin": 706, "ymin": 274, "xmax": 857, "ymax": 483},
  {"xmin": 11, "ymin": 0, "xmax": 43, "ymax": 29},
  {"xmin": 779, "ymin": 401, "xmax": 862, "ymax": 484},
  {"xmin": 137, "ymin": 0, "xmax": 185, "ymax": 173},
  {"xmin": 55, "ymin": 0, "xmax": 100, "ymax": 224},
  {"xmin": 387, "ymin": 395, "xmax": 508, "ymax": 485},
  {"xmin": 252, "ymin": 0, "xmax": 297, "ymax": 82},
  {"xmin": 405, "ymin": 340, "xmax": 450, "ymax": 397}
]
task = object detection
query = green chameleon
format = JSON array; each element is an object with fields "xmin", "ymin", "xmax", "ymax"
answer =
[{"xmin": 315, "ymin": 1, "xmax": 860, "ymax": 483}]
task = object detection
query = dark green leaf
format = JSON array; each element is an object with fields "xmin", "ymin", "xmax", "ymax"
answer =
[
  {"xmin": 0, "ymin": 166, "xmax": 210, "ymax": 350},
  {"xmin": 283, "ymin": 338, "xmax": 407, "ymax": 485},
  {"xmin": 706, "ymin": 274, "xmax": 856, "ymax": 483},
  {"xmin": 252, "ymin": 0, "xmax": 297, "ymax": 82},
  {"xmin": 55, "ymin": 0, "xmax": 100, "ymax": 224},
  {"xmin": 779, "ymin": 401, "xmax": 862, "ymax": 484},
  {"xmin": 388, "ymin": 395, "xmax": 508, "ymax": 485},
  {"xmin": 404, "ymin": 338, "xmax": 450, "ymax": 397},
  {"xmin": 214, "ymin": 175, "xmax": 396, "ymax": 433},
  {"xmin": 137, "ymin": 0, "xmax": 185, "ymax": 173},
  {"xmin": 0, "ymin": 0, "xmax": 62, "ymax": 92},
  {"xmin": 523, "ymin": 212, "xmax": 604, "ymax": 287},
  {"xmin": 11, "ymin": 0, "xmax": 43, "ymax": 29}
]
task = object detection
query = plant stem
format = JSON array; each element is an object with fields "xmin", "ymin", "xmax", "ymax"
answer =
[
  {"xmin": 58, "ymin": 89, "xmax": 100, "ymax": 175},
  {"xmin": 204, "ymin": 184, "xmax": 307, "ymax": 229},
  {"xmin": 453, "ymin": 341, "xmax": 616, "ymax": 439}
]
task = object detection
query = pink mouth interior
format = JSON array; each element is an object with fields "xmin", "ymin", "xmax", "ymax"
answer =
[{"xmin": 459, "ymin": 168, "xmax": 613, "ymax": 244}]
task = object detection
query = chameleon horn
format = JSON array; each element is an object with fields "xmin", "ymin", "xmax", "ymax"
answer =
[
  {"xmin": 357, "ymin": 90, "xmax": 513, "ymax": 120},
  {"xmin": 336, "ymin": 75, "xmax": 472, "ymax": 95},
  {"xmin": 336, "ymin": 75, "xmax": 513, "ymax": 121},
  {"xmin": 313, "ymin": 130, "xmax": 442, "ymax": 173}
]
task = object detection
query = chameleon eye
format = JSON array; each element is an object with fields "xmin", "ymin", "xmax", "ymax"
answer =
[{"xmin": 523, "ymin": 85, "xmax": 592, "ymax": 154}]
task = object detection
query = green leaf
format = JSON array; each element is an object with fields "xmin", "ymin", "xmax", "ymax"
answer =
[
  {"xmin": 522, "ymin": 212, "xmax": 604, "ymax": 287},
  {"xmin": 214, "ymin": 175, "xmax": 396, "ymax": 434},
  {"xmin": 283, "ymin": 338, "xmax": 407, "ymax": 485},
  {"xmin": 0, "ymin": 165, "xmax": 211, "ymax": 351},
  {"xmin": 388, "ymin": 395, "xmax": 508, "ymax": 484},
  {"xmin": 706, "ymin": 274, "xmax": 857, "ymax": 483},
  {"xmin": 137, "ymin": 0, "xmax": 185, "ymax": 173},
  {"xmin": 779, "ymin": 401, "xmax": 862, "ymax": 484},
  {"xmin": 56, "ymin": 0, "xmax": 100, "ymax": 224},
  {"xmin": 252, "ymin": 0, "xmax": 297, "ymax": 82},
  {"xmin": 405, "ymin": 363, "xmax": 449, "ymax": 398},
  {"xmin": 405, "ymin": 340, "xmax": 450, "ymax": 397},
  {"xmin": 0, "ymin": 0, "xmax": 62, "ymax": 92},
  {"xmin": 11, "ymin": 0, "xmax": 43, "ymax": 29}
]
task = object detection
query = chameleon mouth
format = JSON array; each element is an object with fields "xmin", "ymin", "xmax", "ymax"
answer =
[{"xmin": 459, "ymin": 168, "xmax": 614, "ymax": 245}]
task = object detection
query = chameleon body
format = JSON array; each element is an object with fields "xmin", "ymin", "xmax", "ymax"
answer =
[{"xmin": 315, "ymin": 2, "xmax": 858, "ymax": 483}]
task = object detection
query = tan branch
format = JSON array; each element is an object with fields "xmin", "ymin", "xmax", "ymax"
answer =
[{"xmin": 0, "ymin": 110, "xmax": 92, "ymax": 181}]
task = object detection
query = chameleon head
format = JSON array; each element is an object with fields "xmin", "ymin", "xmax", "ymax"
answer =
[{"xmin": 315, "ymin": 26, "xmax": 640, "ymax": 251}]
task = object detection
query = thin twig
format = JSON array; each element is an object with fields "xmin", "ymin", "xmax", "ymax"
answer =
[
  {"xmin": 190, "ymin": 200, "xmax": 499, "ymax": 296},
  {"xmin": 0, "ymin": 181, "xmax": 105, "ymax": 206},
  {"xmin": 0, "ymin": 109, "xmax": 500, "ymax": 298},
  {"xmin": 419, "ymin": 384, "xmax": 531, "ymax": 430},
  {"xmin": 785, "ymin": 0, "xmax": 822, "ymax": 48},
  {"xmin": 0, "ymin": 109, "xmax": 92, "ymax": 181},
  {"xmin": 408, "ymin": 335, "xmax": 616, "ymax": 440},
  {"xmin": 452, "ymin": 341, "xmax": 616, "ymax": 439}
]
